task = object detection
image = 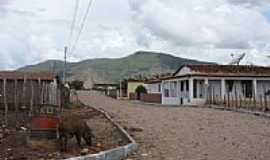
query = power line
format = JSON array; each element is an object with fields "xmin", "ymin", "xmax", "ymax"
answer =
[
  {"xmin": 70, "ymin": 0, "xmax": 94, "ymax": 55},
  {"xmin": 67, "ymin": 0, "xmax": 80, "ymax": 49}
]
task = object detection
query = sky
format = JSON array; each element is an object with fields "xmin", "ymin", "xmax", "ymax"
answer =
[{"xmin": 1, "ymin": 0, "xmax": 270, "ymax": 69}]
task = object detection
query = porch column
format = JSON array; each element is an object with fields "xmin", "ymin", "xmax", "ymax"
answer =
[
  {"xmin": 253, "ymin": 79, "xmax": 257, "ymax": 99},
  {"xmin": 204, "ymin": 78, "xmax": 209, "ymax": 98},
  {"xmin": 221, "ymin": 78, "xmax": 226, "ymax": 100},
  {"xmin": 189, "ymin": 78, "xmax": 194, "ymax": 102}
]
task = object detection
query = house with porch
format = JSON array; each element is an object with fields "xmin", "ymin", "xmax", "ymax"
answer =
[{"xmin": 161, "ymin": 64, "xmax": 270, "ymax": 105}]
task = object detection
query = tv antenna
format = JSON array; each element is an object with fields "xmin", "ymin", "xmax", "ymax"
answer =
[{"xmin": 228, "ymin": 53, "xmax": 246, "ymax": 65}]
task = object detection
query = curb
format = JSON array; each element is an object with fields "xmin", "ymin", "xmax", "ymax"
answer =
[{"xmin": 64, "ymin": 106, "xmax": 138, "ymax": 160}]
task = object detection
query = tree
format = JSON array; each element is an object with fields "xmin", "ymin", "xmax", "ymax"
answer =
[
  {"xmin": 135, "ymin": 85, "xmax": 147, "ymax": 100},
  {"xmin": 135, "ymin": 85, "xmax": 147, "ymax": 94},
  {"xmin": 69, "ymin": 80, "xmax": 84, "ymax": 90}
]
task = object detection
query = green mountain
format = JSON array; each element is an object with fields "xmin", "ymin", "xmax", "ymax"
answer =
[{"xmin": 18, "ymin": 51, "xmax": 213, "ymax": 87}]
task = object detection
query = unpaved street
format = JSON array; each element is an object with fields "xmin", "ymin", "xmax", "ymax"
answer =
[{"xmin": 79, "ymin": 91, "xmax": 270, "ymax": 160}]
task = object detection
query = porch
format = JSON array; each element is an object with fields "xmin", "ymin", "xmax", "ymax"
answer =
[{"xmin": 162, "ymin": 77, "xmax": 270, "ymax": 106}]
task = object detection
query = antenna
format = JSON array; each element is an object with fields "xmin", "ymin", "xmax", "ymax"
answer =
[{"xmin": 228, "ymin": 53, "xmax": 246, "ymax": 65}]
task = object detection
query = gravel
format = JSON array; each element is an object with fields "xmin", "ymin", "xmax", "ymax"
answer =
[{"xmin": 79, "ymin": 91, "xmax": 270, "ymax": 160}]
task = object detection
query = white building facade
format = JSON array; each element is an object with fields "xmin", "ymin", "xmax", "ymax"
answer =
[
  {"xmin": 161, "ymin": 65, "xmax": 270, "ymax": 106},
  {"xmin": 146, "ymin": 80, "xmax": 161, "ymax": 94}
]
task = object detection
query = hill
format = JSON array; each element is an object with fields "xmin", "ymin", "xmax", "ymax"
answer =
[{"xmin": 18, "ymin": 51, "xmax": 213, "ymax": 87}]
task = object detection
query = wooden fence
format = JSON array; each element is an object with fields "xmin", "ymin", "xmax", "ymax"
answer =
[
  {"xmin": 0, "ymin": 79, "xmax": 69, "ymax": 125},
  {"xmin": 206, "ymin": 87, "xmax": 270, "ymax": 112}
]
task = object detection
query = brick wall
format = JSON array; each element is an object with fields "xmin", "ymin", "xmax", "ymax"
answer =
[
  {"xmin": 129, "ymin": 93, "xmax": 136, "ymax": 100},
  {"xmin": 141, "ymin": 93, "xmax": 162, "ymax": 103}
]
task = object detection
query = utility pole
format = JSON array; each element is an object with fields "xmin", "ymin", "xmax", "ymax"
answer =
[
  {"xmin": 63, "ymin": 46, "xmax": 68, "ymax": 84},
  {"xmin": 119, "ymin": 80, "xmax": 122, "ymax": 98}
]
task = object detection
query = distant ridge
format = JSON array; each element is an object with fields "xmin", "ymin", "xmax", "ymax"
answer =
[{"xmin": 18, "ymin": 51, "xmax": 214, "ymax": 88}]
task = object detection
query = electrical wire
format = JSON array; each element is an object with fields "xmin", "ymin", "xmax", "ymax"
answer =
[
  {"xmin": 67, "ymin": 0, "xmax": 80, "ymax": 51},
  {"xmin": 70, "ymin": 0, "xmax": 94, "ymax": 55}
]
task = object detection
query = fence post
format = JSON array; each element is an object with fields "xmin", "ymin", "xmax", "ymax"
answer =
[
  {"xmin": 235, "ymin": 93, "xmax": 238, "ymax": 109},
  {"xmin": 38, "ymin": 78, "xmax": 41, "ymax": 106},
  {"xmin": 260, "ymin": 95, "xmax": 263, "ymax": 111},
  {"xmin": 3, "ymin": 79, "xmax": 7, "ymax": 125},
  {"xmin": 228, "ymin": 93, "xmax": 230, "ymax": 108},
  {"xmin": 253, "ymin": 94, "xmax": 256, "ymax": 111},
  {"xmin": 22, "ymin": 76, "xmax": 27, "ymax": 108},
  {"xmin": 264, "ymin": 95, "xmax": 267, "ymax": 112},
  {"xmin": 239, "ymin": 95, "xmax": 242, "ymax": 108},
  {"xmin": 29, "ymin": 80, "xmax": 34, "ymax": 117},
  {"xmin": 265, "ymin": 95, "xmax": 269, "ymax": 111},
  {"xmin": 41, "ymin": 82, "xmax": 45, "ymax": 104},
  {"xmin": 14, "ymin": 79, "xmax": 18, "ymax": 119}
]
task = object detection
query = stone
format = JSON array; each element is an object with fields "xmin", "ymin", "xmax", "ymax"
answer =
[
  {"xmin": 20, "ymin": 127, "xmax": 27, "ymax": 131},
  {"xmin": 47, "ymin": 153, "xmax": 53, "ymax": 158},
  {"xmin": 96, "ymin": 143, "xmax": 102, "ymax": 147},
  {"xmin": 0, "ymin": 133, "xmax": 3, "ymax": 139},
  {"xmin": 80, "ymin": 148, "xmax": 89, "ymax": 155},
  {"xmin": 141, "ymin": 153, "xmax": 148, "ymax": 157}
]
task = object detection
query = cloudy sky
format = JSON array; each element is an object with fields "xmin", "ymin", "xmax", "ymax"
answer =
[{"xmin": 1, "ymin": 0, "xmax": 270, "ymax": 69}]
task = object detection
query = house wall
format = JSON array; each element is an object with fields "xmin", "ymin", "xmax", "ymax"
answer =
[
  {"xmin": 141, "ymin": 93, "xmax": 162, "ymax": 103},
  {"xmin": 226, "ymin": 80, "xmax": 244, "ymax": 98},
  {"xmin": 208, "ymin": 80, "xmax": 244, "ymax": 98},
  {"xmin": 127, "ymin": 82, "xmax": 145, "ymax": 99},
  {"xmin": 146, "ymin": 83, "xmax": 161, "ymax": 93},
  {"xmin": 175, "ymin": 66, "xmax": 192, "ymax": 76},
  {"xmin": 208, "ymin": 80, "xmax": 221, "ymax": 98},
  {"xmin": 161, "ymin": 75, "xmax": 270, "ymax": 106},
  {"xmin": 161, "ymin": 80, "xmax": 179, "ymax": 105},
  {"xmin": 257, "ymin": 80, "xmax": 270, "ymax": 97}
]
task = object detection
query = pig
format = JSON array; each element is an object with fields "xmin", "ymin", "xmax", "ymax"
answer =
[{"xmin": 58, "ymin": 113, "xmax": 93, "ymax": 151}]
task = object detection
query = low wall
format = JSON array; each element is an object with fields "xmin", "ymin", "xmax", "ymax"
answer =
[
  {"xmin": 129, "ymin": 93, "xmax": 136, "ymax": 100},
  {"xmin": 141, "ymin": 93, "xmax": 161, "ymax": 103}
]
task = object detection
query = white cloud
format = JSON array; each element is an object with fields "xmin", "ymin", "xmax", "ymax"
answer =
[{"xmin": 0, "ymin": 0, "xmax": 270, "ymax": 69}]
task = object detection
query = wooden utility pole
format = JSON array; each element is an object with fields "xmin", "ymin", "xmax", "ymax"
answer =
[{"xmin": 63, "ymin": 46, "xmax": 68, "ymax": 84}]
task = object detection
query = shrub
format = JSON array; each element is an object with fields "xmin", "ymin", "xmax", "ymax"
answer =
[
  {"xmin": 135, "ymin": 85, "xmax": 147, "ymax": 94},
  {"xmin": 69, "ymin": 80, "xmax": 84, "ymax": 90}
]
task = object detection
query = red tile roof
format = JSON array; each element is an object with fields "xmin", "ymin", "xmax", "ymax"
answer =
[
  {"xmin": 170, "ymin": 64, "xmax": 270, "ymax": 78},
  {"xmin": 145, "ymin": 79, "xmax": 161, "ymax": 84},
  {"xmin": 0, "ymin": 71, "xmax": 56, "ymax": 80}
]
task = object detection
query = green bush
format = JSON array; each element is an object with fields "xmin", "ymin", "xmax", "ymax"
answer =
[
  {"xmin": 135, "ymin": 85, "xmax": 147, "ymax": 94},
  {"xmin": 69, "ymin": 80, "xmax": 84, "ymax": 90}
]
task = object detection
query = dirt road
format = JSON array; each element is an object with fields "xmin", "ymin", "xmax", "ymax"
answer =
[{"xmin": 79, "ymin": 91, "xmax": 270, "ymax": 160}]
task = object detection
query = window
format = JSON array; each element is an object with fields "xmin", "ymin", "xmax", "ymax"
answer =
[
  {"xmin": 158, "ymin": 84, "xmax": 161, "ymax": 92},
  {"xmin": 170, "ymin": 81, "xmax": 177, "ymax": 97},
  {"xmin": 164, "ymin": 89, "xmax": 169, "ymax": 97},
  {"xmin": 241, "ymin": 80, "xmax": 252, "ymax": 98},
  {"xmin": 163, "ymin": 82, "xmax": 170, "ymax": 97},
  {"xmin": 227, "ymin": 80, "xmax": 234, "ymax": 93},
  {"xmin": 193, "ymin": 79, "xmax": 197, "ymax": 98},
  {"xmin": 186, "ymin": 80, "xmax": 189, "ymax": 91},
  {"xmin": 181, "ymin": 81, "xmax": 184, "ymax": 91}
]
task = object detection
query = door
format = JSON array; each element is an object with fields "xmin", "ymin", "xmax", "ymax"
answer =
[
  {"xmin": 179, "ymin": 81, "xmax": 185, "ymax": 105},
  {"xmin": 241, "ymin": 80, "xmax": 253, "ymax": 98}
]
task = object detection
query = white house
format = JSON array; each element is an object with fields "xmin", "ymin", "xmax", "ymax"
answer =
[
  {"xmin": 161, "ymin": 64, "xmax": 270, "ymax": 106},
  {"xmin": 146, "ymin": 80, "xmax": 161, "ymax": 94}
]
